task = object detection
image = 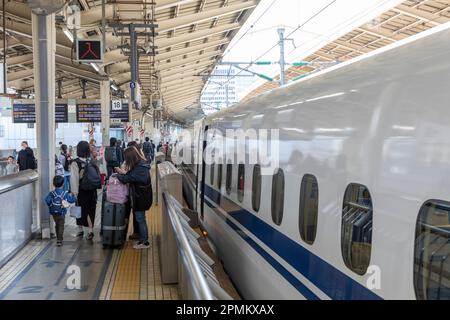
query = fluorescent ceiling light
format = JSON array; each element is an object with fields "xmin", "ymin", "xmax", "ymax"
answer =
[
  {"xmin": 90, "ymin": 63, "xmax": 100, "ymax": 72},
  {"xmin": 63, "ymin": 29, "xmax": 74, "ymax": 43}
]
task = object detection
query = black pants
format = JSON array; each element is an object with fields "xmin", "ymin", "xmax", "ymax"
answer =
[
  {"xmin": 52, "ymin": 215, "xmax": 65, "ymax": 241},
  {"xmin": 76, "ymin": 189, "xmax": 97, "ymax": 228}
]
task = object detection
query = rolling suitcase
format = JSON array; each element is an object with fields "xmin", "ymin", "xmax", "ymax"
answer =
[{"xmin": 102, "ymin": 201, "xmax": 127, "ymax": 249}]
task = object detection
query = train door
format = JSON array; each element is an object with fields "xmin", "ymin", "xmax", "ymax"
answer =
[{"xmin": 199, "ymin": 125, "xmax": 209, "ymax": 220}]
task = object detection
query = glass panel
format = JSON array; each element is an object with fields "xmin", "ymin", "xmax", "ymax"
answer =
[
  {"xmin": 237, "ymin": 164, "xmax": 245, "ymax": 202},
  {"xmin": 414, "ymin": 200, "xmax": 450, "ymax": 300},
  {"xmin": 341, "ymin": 183, "xmax": 373, "ymax": 275},
  {"xmin": 271, "ymin": 169, "xmax": 284, "ymax": 226},
  {"xmin": 252, "ymin": 165, "xmax": 261, "ymax": 212},
  {"xmin": 226, "ymin": 163, "xmax": 232, "ymax": 195},
  {"xmin": 299, "ymin": 174, "xmax": 319, "ymax": 245}
]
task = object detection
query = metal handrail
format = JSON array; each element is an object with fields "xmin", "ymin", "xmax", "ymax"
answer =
[
  {"xmin": 0, "ymin": 169, "xmax": 38, "ymax": 195},
  {"xmin": 163, "ymin": 191, "xmax": 215, "ymax": 300}
]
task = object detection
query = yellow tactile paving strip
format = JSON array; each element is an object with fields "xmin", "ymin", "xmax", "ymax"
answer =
[{"xmin": 110, "ymin": 241, "xmax": 142, "ymax": 300}]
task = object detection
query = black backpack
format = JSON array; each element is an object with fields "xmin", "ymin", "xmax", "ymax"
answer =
[
  {"xmin": 142, "ymin": 142, "xmax": 152, "ymax": 154},
  {"xmin": 104, "ymin": 146, "xmax": 118, "ymax": 163},
  {"xmin": 75, "ymin": 158, "xmax": 101, "ymax": 191}
]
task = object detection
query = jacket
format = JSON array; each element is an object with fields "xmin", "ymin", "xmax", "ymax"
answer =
[
  {"xmin": 18, "ymin": 147, "xmax": 36, "ymax": 171},
  {"xmin": 117, "ymin": 160, "xmax": 152, "ymax": 211},
  {"xmin": 70, "ymin": 157, "xmax": 87, "ymax": 194},
  {"xmin": 45, "ymin": 188, "xmax": 76, "ymax": 216}
]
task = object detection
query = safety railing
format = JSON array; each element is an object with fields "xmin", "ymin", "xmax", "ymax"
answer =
[
  {"xmin": 0, "ymin": 169, "xmax": 39, "ymax": 268},
  {"xmin": 163, "ymin": 191, "xmax": 215, "ymax": 300}
]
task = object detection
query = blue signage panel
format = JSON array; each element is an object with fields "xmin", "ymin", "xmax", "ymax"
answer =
[
  {"xmin": 13, "ymin": 104, "xmax": 35, "ymax": 123},
  {"xmin": 13, "ymin": 104, "xmax": 69, "ymax": 123}
]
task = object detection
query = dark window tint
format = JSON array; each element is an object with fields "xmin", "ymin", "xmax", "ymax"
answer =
[
  {"xmin": 341, "ymin": 184, "xmax": 373, "ymax": 275},
  {"xmin": 237, "ymin": 164, "xmax": 245, "ymax": 202},
  {"xmin": 414, "ymin": 200, "xmax": 450, "ymax": 300},
  {"xmin": 252, "ymin": 165, "xmax": 262, "ymax": 212},
  {"xmin": 299, "ymin": 174, "xmax": 319, "ymax": 245},
  {"xmin": 217, "ymin": 164, "xmax": 223, "ymax": 189},
  {"xmin": 226, "ymin": 163, "xmax": 232, "ymax": 195},
  {"xmin": 210, "ymin": 163, "xmax": 214, "ymax": 185},
  {"xmin": 271, "ymin": 169, "xmax": 284, "ymax": 226}
]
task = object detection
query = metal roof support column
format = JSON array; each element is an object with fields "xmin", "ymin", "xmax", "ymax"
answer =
[
  {"xmin": 31, "ymin": 12, "xmax": 56, "ymax": 239},
  {"xmin": 100, "ymin": 80, "xmax": 110, "ymax": 146}
]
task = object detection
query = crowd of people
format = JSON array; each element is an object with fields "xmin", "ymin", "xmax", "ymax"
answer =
[{"xmin": 3, "ymin": 136, "xmax": 163, "ymax": 250}]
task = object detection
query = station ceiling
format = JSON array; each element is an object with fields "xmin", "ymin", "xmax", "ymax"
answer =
[
  {"xmin": 243, "ymin": 0, "xmax": 450, "ymax": 101},
  {"xmin": 0, "ymin": 0, "xmax": 259, "ymax": 123}
]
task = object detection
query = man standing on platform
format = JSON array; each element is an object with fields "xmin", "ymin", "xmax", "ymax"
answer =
[{"xmin": 17, "ymin": 141, "xmax": 37, "ymax": 171}]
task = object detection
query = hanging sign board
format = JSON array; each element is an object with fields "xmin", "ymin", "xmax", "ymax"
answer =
[
  {"xmin": 12, "ymin": 103, "xmax": 68, "ymax": 123},
  {"xmin": 76, "ymin": 103, "xmax": 101, "ymax": 122},
  {"xmin": 110, "ymin": 102, "xmax": 129, "ymax": 122},
  {"xmin": 76, "ymin": 39, "xmax": 103, "ymax": 63}
]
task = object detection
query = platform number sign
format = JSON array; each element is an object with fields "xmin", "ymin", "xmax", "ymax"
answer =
[
  {"xmin": 76, "ymin": 40, "xmax": 103, "ymax": 63},
  {"xmin": 111, "ymin": 100, "xmax": 122, "ymax": 111}
]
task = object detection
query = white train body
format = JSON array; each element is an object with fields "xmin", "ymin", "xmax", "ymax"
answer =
[{"xmin": 176, "ymin": 22, "xmax": 450, "ymax": 300}]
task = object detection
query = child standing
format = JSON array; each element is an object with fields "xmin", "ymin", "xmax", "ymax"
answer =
[
  {"xmin": 5, "ymin": 156, "xmax": 18, "ymax": 175},
  {"xmin": 45, "ymin": 176, "xmax": 76, "ymax": 246}
]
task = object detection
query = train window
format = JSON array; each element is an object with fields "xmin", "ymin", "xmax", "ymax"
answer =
[
  {"xmin": 237, "ymin": 164, "xmax": 245, "ymax": 202},
  {"xmin": 217, "ymin": 164, "xmax": 223, "ymax": 190},
  {"xmin": 271, "ymin": 169, "xmax": 284, "ymax": 226},
  {"xmin": 414, "ymin": 200, "xmax": 450, "ymax": 300},
  {"xmin": 252, "ymin": 165, "xmax": 261, "ymax": 212},
  {"xmin": 210, "ymin": 163, "xmax": 215, "ymax": 185},
  {"xmin": 226, "ymin": 163, "xmax": 232, "ymax": 195},
  {"xmin": 299, "ymin": 174, "xmax": 319, "ymax": 245},
  {"xmin": 341, "ymin": 183, "xmax": 373, "ymax": 275}
]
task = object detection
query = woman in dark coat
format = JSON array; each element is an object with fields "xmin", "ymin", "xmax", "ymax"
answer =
[{"xmin": 115, "ymin": 147, "xmax": 152, "ymax": 249}]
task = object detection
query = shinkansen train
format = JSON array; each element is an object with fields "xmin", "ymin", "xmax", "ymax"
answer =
[{"xmin": 175, "ymin": 22, "xmax": 450, "ymax": 300}]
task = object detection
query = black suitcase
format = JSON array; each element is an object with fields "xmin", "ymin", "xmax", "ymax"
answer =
[
  {"xmin": 100, "ymin": 185, "xmax": 107, "ymax": 236},
  {"xmin": 102, "ymin": 201, "xmax": 127, "ymax": 249}
]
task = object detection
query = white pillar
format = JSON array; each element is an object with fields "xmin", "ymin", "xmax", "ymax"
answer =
[
  {"xmin": 100, "ymin": 80, "xmax": 110, "ymax": 146},
  {"xmin": 32, "ymin": 12, "xmax": 56, "ymax": 239}
]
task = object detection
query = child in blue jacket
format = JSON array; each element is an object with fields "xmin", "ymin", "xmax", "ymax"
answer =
[{"xmin": 45, "ymin": 175, "xmax": 77, "ymax": 246}]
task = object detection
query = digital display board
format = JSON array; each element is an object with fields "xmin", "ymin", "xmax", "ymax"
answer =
[
  {"xmin": 13, "ymin": 104, "xmax": 70, "ymax": 123},
  {"xmin": 110, "ymin": 103, "xmax": 129, "ymax": 122},
  {"xmin": 76, "ymin": 40, "xmax": 103, "ymax": 63},
  {"xmin": 13, "ymin": 104, "xmax": 35, "ymax": 123},
  {"xmin": 76, "ymin": 103, "xmax": 101, "ymax": 123},
  {"xmin": 55, "ymin": 104, "xmax": 68, "ymax": 123}
]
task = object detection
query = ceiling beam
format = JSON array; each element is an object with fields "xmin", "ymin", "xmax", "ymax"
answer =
[
  {"xmin": 155, "ymin": 22, "xmax": 240, "ymax": 49},
  {"xmin": 157, "ymin": 50, "xmax": 221, "ymax": 71},
  {"xmin": 156, "ymin": 0, "xmax": 257, "ymax": 34},
  {"xmin": 157, "ymin": 38, "xmax": 230, "ymax": 61}
]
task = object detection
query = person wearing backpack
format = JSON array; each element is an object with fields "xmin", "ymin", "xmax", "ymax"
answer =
[
  {"xmin": 45, "ymin": 175, "xmax": 76, "ymax": 246},
  {"xmin": 70, "ymin": 141, "xmax": 102, "ymax": 240},
  {"xmin": 115, "ymin": 147, "xmax": 152, "ymax": 249},
  {"xmin": 142, "ymin": 137, "xmax": 152, "ymax": 164},
  {"xmin": 104, "ymin": 137, "xmax": 124, "ymax": 178}
]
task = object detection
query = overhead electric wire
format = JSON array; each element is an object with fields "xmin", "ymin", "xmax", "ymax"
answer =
[{"xmin": 204, "ymin": 0, "xmax": 338, "ymax": 104}]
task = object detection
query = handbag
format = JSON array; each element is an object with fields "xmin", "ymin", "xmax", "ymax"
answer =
[{"xmin": 69, "ymin": 205, "xmax": 82, "ymax": 219}]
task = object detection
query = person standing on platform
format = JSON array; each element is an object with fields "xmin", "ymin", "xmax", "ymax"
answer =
[
  {"xmin": 142, "ymin": 137, "xmax": 152, "ymax": 164},
  {"xmin": 104, "ymin": 137, "xmax": 123, "ymax": 178},
  {"xmin": 5, "ymin": 156, "xmax": 18, "ymax": 175},
  {"xmin": 45, "ymin": 175, "xmax": 76, "ymax": 246},
  {"xmin": 17, "ymin": 141, "xmax": 36, "ymax": 171},
  {"xmin": 150, "ymin": 140, "xmax": 156, "ymax": 161},
  {"xmin": 59, "ymin": 144, "xmax": 72, "ymax": 192},
  {"xmin": 70, "ymin": 141, "xmax": 101, "ymax": 240},
  {"xmin": 115, "ymin": 147, "xmax": 152, "ymax": 249}
]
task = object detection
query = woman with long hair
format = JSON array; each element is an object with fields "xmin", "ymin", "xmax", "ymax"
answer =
[
  {"xmin": 115, "ymin": 147, "xmax": 152, "ymax": 249},
  {"xmin": 70, "ymin": 141, "xmax": 98, "ymax": 240}
]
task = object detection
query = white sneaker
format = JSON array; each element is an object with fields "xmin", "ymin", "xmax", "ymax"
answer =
[{"xmin": 133, "ymin": 241, "xmax": 150, "ymax": 249}]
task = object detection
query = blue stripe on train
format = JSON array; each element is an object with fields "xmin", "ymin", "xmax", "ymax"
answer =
[
  {"xmin": 204, "ymin": 184, "xmax": 382, "ymax": 300},
  {"xmin": 205, "ymin": 198, "xmax": 320, "ymax": 300}
]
